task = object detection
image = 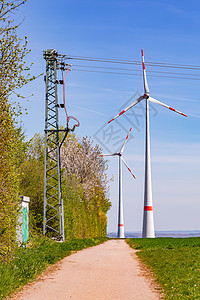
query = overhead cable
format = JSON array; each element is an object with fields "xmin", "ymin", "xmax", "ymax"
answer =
[
  {"xmin": 72, "ymin": 63, "xmax": 200, "ymax": 78},
  {"xmin": 72, "ymin": 68, "xmax": 200, "ymax": 81},
  {"xmin": 59, "ymin": 54, "xmax": 200, "ymax": 71}
]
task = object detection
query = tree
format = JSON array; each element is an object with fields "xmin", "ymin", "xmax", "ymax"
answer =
[
  {"xmin": 19, "ymin": 133, "xmax": 111, "ymax": 239},
  {"xmin": 0, "ymin": 0, "xmax": 36, "ymax": 98},
  {"xmin": 61, "ymin": 135, "xmax": 109, "ymax": 199},
  {"xmin": 0, "ymin": 0, "xmax": 36, "ymax": 262},
  {"xmin": 19, "ymin": 134, "xmax": 45, "ymax": 233},
  {"xmin": 61, "ymin": 135, "xmax": 111, "ymax": 238}
]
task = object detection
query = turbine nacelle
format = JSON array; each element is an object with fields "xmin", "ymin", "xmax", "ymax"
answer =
[{"xmin": 99, "ymin": 127, "xmax": 136, "ymax": 179}]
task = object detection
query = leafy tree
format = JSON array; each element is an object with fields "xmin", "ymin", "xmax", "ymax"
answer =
[
  {"xmin": 19, "ymin": 133, "xmax": 111, "ymax": 239},
  {"xmin": 0, "ymin": 0, "xmax": 36, "ymax": 262},
  {"xmin": 61, "ymin": 135, "xmax": 109, "ymax": 199},
  {"xmin": 0, "ymin": 117, "xmax": 28, "ymax": 262},
  {"xmin": 61, "ymin": 135, "xmax": 111, "ymax": 238},
  {"xmin": 0, "ymin": 0, "xmax": 36, "ymax": 98},
  {"xmin": 19, "ymin": 134, "xmax": 45, "ymax": 233}
]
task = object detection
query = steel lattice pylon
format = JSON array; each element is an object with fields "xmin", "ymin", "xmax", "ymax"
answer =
[{"xmin": 43, "ymin": 49, "xmax": 65, "ymax": 241}]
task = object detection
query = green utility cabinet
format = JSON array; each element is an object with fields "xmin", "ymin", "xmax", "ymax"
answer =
[{"xmin": 17, "ymin": 196, "xmax": 30, "ymax": 244}]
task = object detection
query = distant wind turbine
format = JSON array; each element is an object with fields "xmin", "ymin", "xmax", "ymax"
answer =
[
  {"xmin": 108, "ymin": 50, "xmax": 187, "ymax": 238},
  {"xmin": 100, "ymin": 128, "xmax": 135, "ymax": 238}
]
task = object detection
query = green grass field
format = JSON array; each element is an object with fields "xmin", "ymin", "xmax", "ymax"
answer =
[
  {"xmin": 0, "ymin": 236, "xmax": 108, "ymax": 300},
  {"xmin": 127, "ymin": 237, "xmax": 200, "ymax": 299}
]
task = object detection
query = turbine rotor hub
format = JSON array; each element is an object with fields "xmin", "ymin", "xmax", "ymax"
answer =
[{"xmin": 144, "ymin": 93, "xmax": 150, "ymax": 99}]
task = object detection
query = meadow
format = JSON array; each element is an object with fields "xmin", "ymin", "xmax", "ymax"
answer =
[
  {"xmin": 127, "ymin": 237, "xmax": 200, "ymax": 299},
  {"xmin": 0, "ymin": 236, "xmax": 108, "ymax": 300}
]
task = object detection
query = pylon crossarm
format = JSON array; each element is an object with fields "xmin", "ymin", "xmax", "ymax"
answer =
[
  {"xmin": 59, "ymin": 128, "xmax": 69, "ymax": 149},
  {"xmin": 45, "ymin": 129, "xmax": 69, "ymax": 132}
]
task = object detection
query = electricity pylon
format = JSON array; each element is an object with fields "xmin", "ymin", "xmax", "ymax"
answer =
[{"xmin": 43, "ymin": 49, "xmax": 66, "ymax": 241}]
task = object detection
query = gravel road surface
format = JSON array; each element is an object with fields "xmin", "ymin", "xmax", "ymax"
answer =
[{"xmin": 12, "ymin": 239, "xmax": 161, "ymax": 300}]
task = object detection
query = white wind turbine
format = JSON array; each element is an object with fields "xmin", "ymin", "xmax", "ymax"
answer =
[
  {"xmin": 108, "ymin": 49, "xmax": 187, "ymax": 238},
  {"xmin": 100, "ymin": 127, "xmax": 135, "ymax": 239}
]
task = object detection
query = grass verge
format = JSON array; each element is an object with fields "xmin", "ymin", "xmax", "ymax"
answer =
[
  {"xmin": 127, "ymin": 237, "xmax": 200, "ymax": 299},
  {"xmin": 0, "ymin": 236, "xmax": 108, "ymax": 299}
]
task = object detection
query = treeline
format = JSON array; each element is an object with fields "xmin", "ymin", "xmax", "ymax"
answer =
[
  {"xmin": 0, "ymin": 0, "xmax": 35, "ymax": 262},
  {"xmin": 0, "ymin": 0, "xmax": 111, "ymax": 263},
  {"xmin": 20, "ymin": 134, "xmax": 111, "ymax": 240},
  {"xmin": 61, "ymin": 135, "xmax": 111, "ymax": 238}
]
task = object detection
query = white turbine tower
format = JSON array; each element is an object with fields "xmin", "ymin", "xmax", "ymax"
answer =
[
  {"xmin": 100, "ymin": 127, "xmax": 135, "ymax": 239},
  {"xmin": 108, "ymin": 49, "xmax": 187, "ymax": 238}
]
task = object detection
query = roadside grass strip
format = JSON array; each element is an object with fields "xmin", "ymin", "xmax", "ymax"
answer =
[
  {"xmin": 127, "ymin": 237, "xmax": 200, "ymax": 299},
  {"xmin": 0, "ymin": 237, "xmax": 108, "ymax": 299}
]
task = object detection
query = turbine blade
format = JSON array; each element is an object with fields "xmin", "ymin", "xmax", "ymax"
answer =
[
  {"xmin": 149, "ymin": 97, "xmax": 187, "ymax": 117},
  {"xmin": 99, "ymin": 153, "xmax": 117, "ymax": 157},
  {"xmin": 121, "ymin": 157, "xmax": 136, "ymax": 179},
  {"xmin": 108, "ymin": 95, "xmax": 144, "ymax": 123},
  {"xmin": 120, "ymin": 127, "xmax": 132, "ymax": 153},
  {"xmin": 141, "ymin": 49, "xmax": 149, "ymax": 95}
]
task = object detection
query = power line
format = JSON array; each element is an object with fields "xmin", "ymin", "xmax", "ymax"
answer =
[
  {"xmin": 72, "ymin": 68, "xmax": 200, "ymax": 81},
  {"xmin": 72, "ymin": 63, "xmax": 200, "ymax": 78},
  {"xmin": 60, "ymin": 54, "xmax": 200, "ymax": 71}
]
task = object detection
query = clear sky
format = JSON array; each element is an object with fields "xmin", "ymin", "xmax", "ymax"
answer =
[{"xmin": 16, "ymin": 0, "xmax": 200, "ymax": 234}]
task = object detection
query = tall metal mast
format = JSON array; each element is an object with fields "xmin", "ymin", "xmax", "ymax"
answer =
[{"xmin": 43, "ymin": 49, "xmax": 65, "ymax": 241}]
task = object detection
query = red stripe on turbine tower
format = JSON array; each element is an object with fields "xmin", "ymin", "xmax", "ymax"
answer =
[
  {"xmin": 144, "ymin": 206, "xmax": 153, "ymax": 211},
  {"xmin": 118, "ymin": 224, "xmax": 124, "ymax": 227}
]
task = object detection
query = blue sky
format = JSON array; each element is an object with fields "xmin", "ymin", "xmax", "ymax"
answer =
[{"xmin": 16, "ymin": 0, "xmax": 200, "ymax": 234}]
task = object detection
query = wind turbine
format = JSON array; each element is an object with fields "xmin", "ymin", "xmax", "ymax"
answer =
[
  {"xmin": 108, "ymin": 50, "xmax": 187, "ymax": 238},
  {"xmin": 100, "ymin": 127, "xmax": 135, "ymax": 239}
]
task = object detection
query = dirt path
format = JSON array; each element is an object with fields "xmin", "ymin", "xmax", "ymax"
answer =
[{"xmin": 12, "ymin": 240, "xmax": 161, "ymax": 300}]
